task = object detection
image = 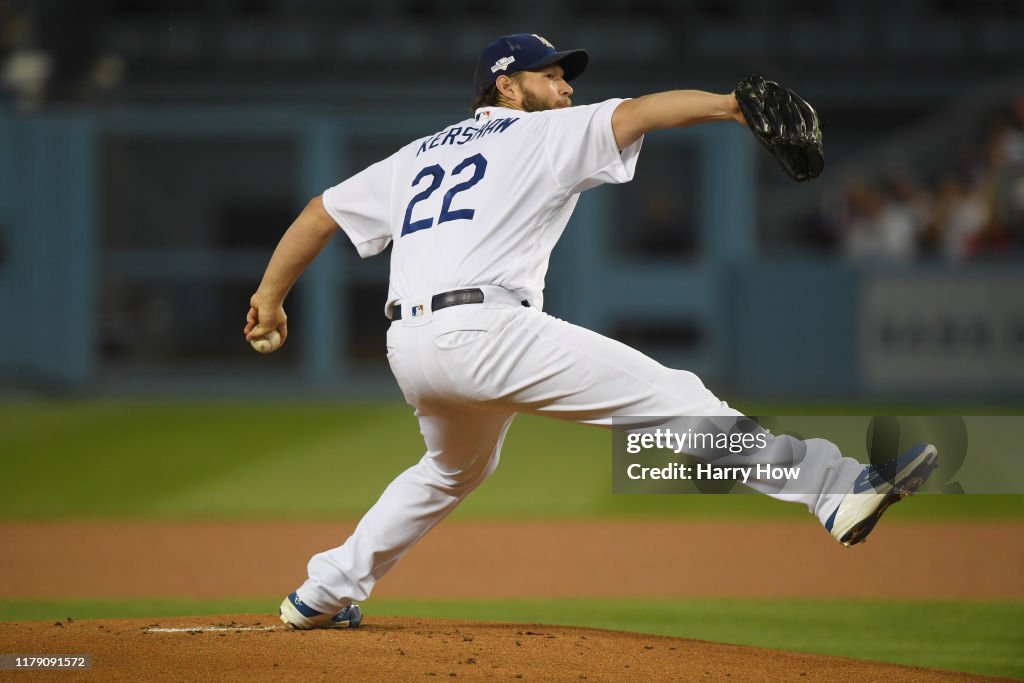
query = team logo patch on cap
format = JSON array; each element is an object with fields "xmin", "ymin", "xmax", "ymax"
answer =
[
  {"xmin": 532, "ymin": 34, "xmax": 554, "ymax": 48},
  {"xmin": 490, "ymin": 56, "xmax": 516, "ymax": 73}
]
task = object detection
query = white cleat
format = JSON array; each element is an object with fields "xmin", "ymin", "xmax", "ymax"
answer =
[
  {"xmin": 279, "ymin": 591, "xmax": 362, "ymax": 629},
  {"xmin": 825, "ymin": 443, "xmax": 939, "ymax": 547}
]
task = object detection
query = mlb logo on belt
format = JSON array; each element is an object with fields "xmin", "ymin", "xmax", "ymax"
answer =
[{"xmin": 411, "ymin": 304, "xmax": 425, "ymax": 317}]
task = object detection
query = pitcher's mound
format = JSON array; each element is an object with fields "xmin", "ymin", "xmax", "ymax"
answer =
[{"xmin": 1, "ymin": 615, "xmax": 993, "ymax": 682}]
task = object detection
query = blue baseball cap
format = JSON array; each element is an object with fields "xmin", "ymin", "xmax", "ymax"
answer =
[{"xmin": 473, "ymin": 33, "xmax": 589, "ymax": 93}]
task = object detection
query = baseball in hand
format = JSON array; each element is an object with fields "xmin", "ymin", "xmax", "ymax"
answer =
[{"xmin": 250, "ymin": 330, "xmax": 282, "ymax": 354}]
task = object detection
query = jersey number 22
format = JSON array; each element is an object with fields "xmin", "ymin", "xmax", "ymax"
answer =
[{"xmin": 401, "ymin": 153, "xmax": 488, "ymax": 237}]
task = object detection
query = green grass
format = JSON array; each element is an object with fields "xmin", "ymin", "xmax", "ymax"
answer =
[
  {"xmin": 1, "ymin": 399, "xmax": 1022, "ymax": 520},
  {"xmin": 1, "ymin": 597, "xmax": 1019, "ymax": 678}
]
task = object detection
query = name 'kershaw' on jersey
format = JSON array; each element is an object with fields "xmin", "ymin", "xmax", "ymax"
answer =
[{"xmin": 415, "ymin": 115, "xmax": 520, "ymax": 157}]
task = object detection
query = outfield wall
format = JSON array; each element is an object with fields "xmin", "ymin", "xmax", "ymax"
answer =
[{"xmin": 0, "ymin": 108, "xmax": 1021, "ymax": 399}]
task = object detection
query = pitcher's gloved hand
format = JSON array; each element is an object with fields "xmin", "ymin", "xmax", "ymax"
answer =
[{"xmin": 734, "ymin": 75, "xmax": 824, "ymax": 182}]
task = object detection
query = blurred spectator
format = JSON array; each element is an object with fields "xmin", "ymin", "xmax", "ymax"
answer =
[
  {"xmin": 0, "ymin": 0, "xmax": 123, "ymax": 110},
  {"xmin": 932, "ymin": 174, "xmax": 989, "ymax": 262},
  {"xmin": 999, "ymin": 97, "xmax": 1024, "ymax": 164},
  {"xmin": 832, "ymin": 95, "xmax": 1024, "ymax": 264},
  {"xmin": 0, "ymin": 0, "xmax": 51, "ymax": 110},
  {"xmin": 987, "ymin": 116, "xmax": 1024, "ymax": 248},
  {"xmin": 840, "ymin": 177, "xmax": 924, "ymax": 263}
]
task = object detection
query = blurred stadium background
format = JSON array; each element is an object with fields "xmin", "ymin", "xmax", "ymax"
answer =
[{"xmin": 0, "ymin": 0, "xmax": 1022, "ymax": 400}]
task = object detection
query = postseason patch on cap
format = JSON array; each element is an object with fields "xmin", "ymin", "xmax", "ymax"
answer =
[{"xmin": 490, "ymin": 56, "xmax": 516, "ymax": 74}]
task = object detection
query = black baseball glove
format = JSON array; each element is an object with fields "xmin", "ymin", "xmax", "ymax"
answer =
[{"xmin": 734, "ymin": 75, "xmax": 824, "ymax": 182}]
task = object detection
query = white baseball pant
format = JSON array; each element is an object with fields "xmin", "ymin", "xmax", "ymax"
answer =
[{"xmin": 297, "ymin": 288, "xmax": 864, "ymax": 612}]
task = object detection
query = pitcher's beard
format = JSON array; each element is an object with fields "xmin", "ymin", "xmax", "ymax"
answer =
[{"xmin": 522, "ymin": 91, "xmax": 571, "ymax": 112}]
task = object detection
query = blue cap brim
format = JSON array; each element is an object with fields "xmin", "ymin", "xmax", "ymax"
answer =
[{"xmin": 520, "ymin": 49, "xmax": 589, "ymax": 82}]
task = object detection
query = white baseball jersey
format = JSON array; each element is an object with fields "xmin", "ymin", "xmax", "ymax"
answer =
[{"xmin": 322, "ymin": 99, "xmax": 642, "ymax": 313}]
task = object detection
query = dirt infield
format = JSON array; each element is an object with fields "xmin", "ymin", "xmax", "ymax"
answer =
[
  {"xmin": 1, "ymin": 520, "xmax": 1021, "ymax": 681},
  {"xmin": 1, "ymin": 520, "xmax": 1021, "ymax": 600},
  {"xmin": 1, "ymin": 615, "xmax": 1005, "ymax": 682}
]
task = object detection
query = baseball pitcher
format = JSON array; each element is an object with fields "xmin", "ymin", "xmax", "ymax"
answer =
[{"xmin": 244, "ymin": 34, "xmax": 937, "ymax": 629}]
